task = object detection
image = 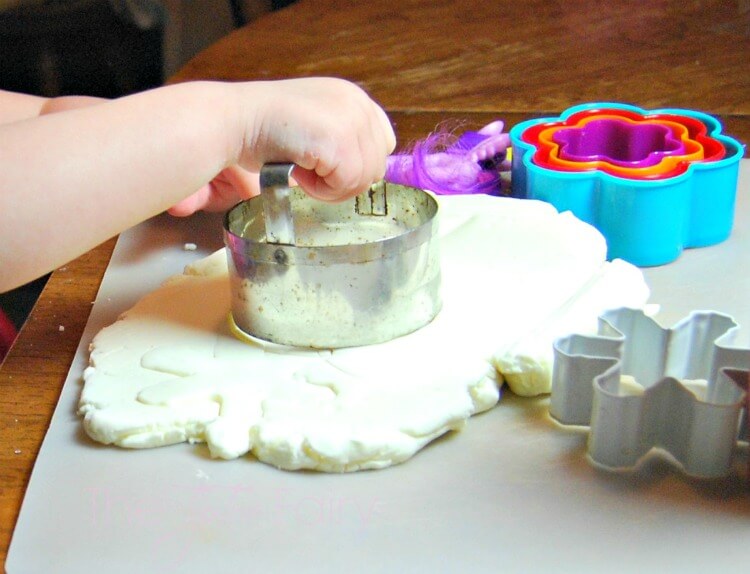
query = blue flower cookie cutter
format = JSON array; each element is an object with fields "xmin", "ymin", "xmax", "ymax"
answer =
[
  {"xmin": 549, "ymin": 307, "xmax": 749, "ymax": 479},
  {"xmin": 510, "ymin": 102, "xmax": 745, "ymax": 267}
]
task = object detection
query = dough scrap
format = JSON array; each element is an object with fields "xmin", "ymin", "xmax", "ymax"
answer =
[{"xmin": 79, "ymin": 195, "xmax": 650, "ymax": 471}]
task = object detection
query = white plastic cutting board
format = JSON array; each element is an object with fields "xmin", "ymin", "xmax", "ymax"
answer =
[{"xmin": 6, "ymin": 161, "xmax": 750, "ymax": 574}]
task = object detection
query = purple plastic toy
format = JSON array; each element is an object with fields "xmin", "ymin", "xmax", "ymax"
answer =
[{"xmin": 386, "ymin": 120, "xmax": 511, "ymax": 195}]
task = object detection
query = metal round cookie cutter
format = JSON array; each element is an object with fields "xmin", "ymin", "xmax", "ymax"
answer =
[{"xmin": 223, "ymin": 163, "xmax": 442, "ymax": 348}]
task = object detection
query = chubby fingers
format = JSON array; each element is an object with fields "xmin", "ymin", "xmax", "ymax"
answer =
[
  {"xmin": 256, "ymin": 78, "xmax": 395, "ymax": 202},
  {"xmin": 295, "ymin": 97, "xmax": 395, "ymax": 201},
  {"xmin": 168, "ymin": 166, "xmax": 260, "ymax": 217}
]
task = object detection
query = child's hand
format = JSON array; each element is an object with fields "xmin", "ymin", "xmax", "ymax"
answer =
[
  {"xmin": 236, "ymin": 77, "xmax": 395, "ymax": 202},
  {"xmin": 169, "ymin": 78, "xmax": 395, "ymax": 216},
  {"xmin": 167, "ymin": 165, "xmax": 259, "ymax": 216},
  {"xmin": 168, "ymin": 78, "xmax": 394, "ymax": 216}
]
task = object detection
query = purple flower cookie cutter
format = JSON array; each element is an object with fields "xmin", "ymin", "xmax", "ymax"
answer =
[{"xmin": 552, "ymin": 117, "xmax": 687, "ymax": 168}]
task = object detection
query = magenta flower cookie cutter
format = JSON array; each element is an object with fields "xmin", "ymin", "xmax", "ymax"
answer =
[{"xmin": 552, "ymin": 118, "xmax": 687, "ymax": 167}]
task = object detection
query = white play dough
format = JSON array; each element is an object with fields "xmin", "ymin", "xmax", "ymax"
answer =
[{"xmin": 79, "ymin": 195, "xmax": 650, "ymax": 471}]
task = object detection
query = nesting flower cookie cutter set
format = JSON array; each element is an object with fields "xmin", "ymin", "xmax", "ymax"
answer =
[
  {"xmin": 508, "ymin": 103, "xmax": 746, "ymax": 478},
  {"xmin": 510, "ymin": 102, "xmax": 744, "ymax": 267}
]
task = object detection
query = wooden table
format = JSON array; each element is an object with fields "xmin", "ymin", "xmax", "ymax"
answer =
[{"xmin": 2, "ymin": 0, "xmax": 749, "ymax": 566}]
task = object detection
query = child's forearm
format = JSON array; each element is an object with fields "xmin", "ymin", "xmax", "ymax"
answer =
[
  {"xmin": 0, "ymin": 82, "xmax": 240, "ymax": 291},
  {"xmin": 0, "ymin": 90, "xmax": 48, "ymax": 124},
  {"xmin": 0, "ymin": 78, "xmax": 394, "ymax": 293},
  {"xmin": 0, "ymin": 90, "xmax": 106, "ymax": 125}
]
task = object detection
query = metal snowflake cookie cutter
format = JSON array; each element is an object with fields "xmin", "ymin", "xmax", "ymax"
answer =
[{"xmin": 549, "ymin": 307, "xmax": 749, "ymax": 479}]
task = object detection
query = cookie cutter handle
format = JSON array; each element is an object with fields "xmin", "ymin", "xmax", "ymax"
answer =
[
  {"xmin": 260, "ymin": 163, "xmax": 296, "ymax": 245},
  {"xmin": 355, "ymin": 179, "xmax": 388, "ymax": 216}
]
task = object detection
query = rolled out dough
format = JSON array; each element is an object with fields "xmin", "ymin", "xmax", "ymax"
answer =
[{"xmin": 79, "ymin": 195, "xmax": 650, "ymax": 471}]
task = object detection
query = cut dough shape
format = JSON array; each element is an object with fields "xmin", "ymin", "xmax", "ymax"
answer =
[{"xmin": 79, "ymin": 195, "xmax": 650, "ymax": 471}]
